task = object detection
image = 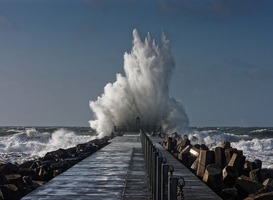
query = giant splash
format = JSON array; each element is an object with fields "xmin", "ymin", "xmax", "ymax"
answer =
[{"xmin": 89, "ymin": 29, "xmax": 189, "ymax": 137}]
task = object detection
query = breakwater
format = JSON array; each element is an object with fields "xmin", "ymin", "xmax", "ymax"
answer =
[
  {"xmin": 161, "ymin": 132, "xmax": 273, "ymax": 199},
  {"xmin": 0, "ymin": 137, "xmax": 109, "ymax": 199}
]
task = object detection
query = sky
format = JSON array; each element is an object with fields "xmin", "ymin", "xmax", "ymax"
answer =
[{"xmin": 0, "ymin": 0, "xmax": 272, "ymax": 127}]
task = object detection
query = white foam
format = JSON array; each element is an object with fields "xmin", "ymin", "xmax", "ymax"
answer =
[
  {"xmin": 0, "ymin": 128, "xmax": 96, "ymax": 163},
  {"xmin": 188, "ymin": 130, "xmax": 273, "ymax": 168},
  {"xmin": 89, "ymin": 29, "xmax": 189, "ymax": 137}
]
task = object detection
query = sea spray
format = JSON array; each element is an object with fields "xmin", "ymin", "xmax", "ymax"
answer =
[{"xmin": 89, "ymin": 29, "xmax": 189, "ymax": 137}]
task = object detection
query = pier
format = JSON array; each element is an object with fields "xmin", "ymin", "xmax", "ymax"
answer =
[{"xmin": 22, "ymin": 131, "xmax": 221, "ymax": 200}]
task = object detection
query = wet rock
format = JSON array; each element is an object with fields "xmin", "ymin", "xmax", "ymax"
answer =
[
  {"xmin": 253, "ymin": 159, "xmax": 263, "ymax": 170},
  {"xmin": 43, "ymin": 148, "xmax": 70, "ymax": 160},
  {"xmin": 214, "ymin": 147, "xmax": 226, "ymax": 169},
  {"xmin": 177, "ymin": 138, "xmax": 191, "ymax": 152},
  {"xmin": 223, "ymin": 166, "xmax": 239, "ymax": 187},
  {"xmin": 262, "ymin": 178, "xmax": 273, "ymax": 190},
  {"xmin": 196, "ymin": 150, "xmax": 215, "ymax": 178},
  {"xmin": 225, "ymin": 148, "xmax": 238, "ymax": 164},
  {"xmin": 0, "ymin": 163, "xmax": 19, "ymax": 175},
  {"xmin": 191, "ymin": 158, "xmax": 199, "ymax": 171},
  {"xmin": 250, "ymin": 169, "xmax": 263, "ymax": 183},
  {"xmin": 203, "ymin": 164, "xmax": 222, "ymax": 192},
  {"xmin": 244, "ymin": 191, "xmax": 273, "ymax": 200},
  {"xmin": 200, "ymin": 144, "xmax": 209, "ymax": 150},
  {"xmin": 0, "ymin": 184, "xmax": 22, "ymax": 200},
  {"xmin": 189, "ymin": 146, "xmax": 200, "ymax": 157},
  {"xmin": 0, "ymin": 173, "xmax": 7, "ymax": 184},
  {"xmin": 220, "ymin": 140, "xmax": 231, "ymax": 149},
  {"xmin": 221, "ymin": 188, "xmax": 238, "ymax": 200},
  {"xmin": 18, "ymin": 160, "xmax": 35, "ymax": 169},
  {"xmin": 38, "ymin": 165, "xmax": 54, "ymax": 181},
  {"xmin": 228, "ymin": 153, "xmax": 246, "ymax": 175},
  {"xmin": 22, "ymin": 176, "xmax": 33, "ymax": 186},
  {"xmin": 235, "ymin": 175, "xmax": 264, "ymax": 198},
  {"xmin": 1, "ymin": 137, "xmax": 110, "ymax": 199}
]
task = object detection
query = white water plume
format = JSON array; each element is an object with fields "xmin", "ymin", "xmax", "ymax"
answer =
[{"xmin": 89, "ymin": 29, "xmax": 189, "ymax": 137}]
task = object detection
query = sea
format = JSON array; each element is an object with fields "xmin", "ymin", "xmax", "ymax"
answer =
[{"xmin": 0, "ymin": 126, "xmax": 272, "ymax": 169}]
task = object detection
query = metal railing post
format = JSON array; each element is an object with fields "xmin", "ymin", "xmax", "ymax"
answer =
[
  {"xmin": 168, "ymin": 177, "xmax": 178, "ymax": 200},
  {"xmin": 156, "ymin": 155, "xmax": 165, "ymax": 200},
  {"xmin": 161, "ymin": 164, "xmax": 169, "ymax": 200}
]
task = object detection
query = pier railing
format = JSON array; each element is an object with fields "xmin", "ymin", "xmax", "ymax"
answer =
[
  {"xmin": 114, "ymin": 125, "xmax": 161, "ymax": 132},
  {"xmin": 140, "ymin": 129, "xmax": 185, "ymax": 200}
]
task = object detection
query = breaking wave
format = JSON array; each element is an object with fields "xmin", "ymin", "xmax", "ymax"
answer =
[{"xmin": 89, "ymin": 29, "xmax": 189, "ymax": 137}]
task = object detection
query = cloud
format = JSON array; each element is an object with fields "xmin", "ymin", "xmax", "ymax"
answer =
[{"xmin": 0, "ymin": 15, "xmax": 13, "ymax": 29}]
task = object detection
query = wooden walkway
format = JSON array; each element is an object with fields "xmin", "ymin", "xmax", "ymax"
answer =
[{"xmin": 22, "ymin": 133, "xmax": 150, "ymax": 200}]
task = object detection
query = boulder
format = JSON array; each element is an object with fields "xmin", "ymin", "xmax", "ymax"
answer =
[
  {"xmin": 38, "ymin": 165, "xmax": 54, "ymax": 181},
  {"xmin": 43, "ymin": 148, "xmax": 70, "ymax": 160},
  {"xmin": 19, "ymin": 160, "xmax": 35, "ymax": 169},
  {"xmin": 0, "ymin": 184, "xmax": 22, "ymax": 200},
  {"xmin": 0, "ymin": 163, "xmax": 19, "ymax": 175}
]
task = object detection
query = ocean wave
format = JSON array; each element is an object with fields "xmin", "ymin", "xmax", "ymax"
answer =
[{"xmin": 0, "ymin": 127, "xmax": 96, "ymax": 163}]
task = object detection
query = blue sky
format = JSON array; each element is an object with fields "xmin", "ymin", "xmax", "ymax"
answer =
[{"xmin": 0, "ymin": 0, "xmax": 272, "ymax": 127}]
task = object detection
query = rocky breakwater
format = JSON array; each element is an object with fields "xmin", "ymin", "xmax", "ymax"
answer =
[
  {"xmin": 0, "ymin": 137, "xmax": 110, "ymax": 200},
  {"xmin": 161, "ymin": 133, "xmax": 273, "ymax": 200}
]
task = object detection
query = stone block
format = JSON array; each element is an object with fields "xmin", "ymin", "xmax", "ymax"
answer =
[
  {"xmin": 225, "ymin": 148, "xmax": 238, "ymax": 164},
  {"xmin": 223, "ymin": 166, "xmax": 239, "ymax": 187},
  {"xmin": 235, "ymin": 175, "xmax": 264, "ymax": 198},
  {"xmin": 189, "ymin": 146, "xmax": 200, "ymax": 157},
  {"xmin": 214, "ymin": 147, "xmax": 226, "ymax": 169},
  {"xmin": 196, "ymin": 150, "xmax": 215, "ymax": 178},
  {"xmin": 263, "ymin": 178, "xmax": 273, "ymax": 189},
  {"xmin": 254, "ymin": 159, "xmax": 262, "ymax": 170},
  {"xmin": 249, "ymin": 169, "xmax": 262, "ymax": 183},
  {"xmin": 220, "ymin": 140, "xmax": 231, "ymax": 149},
  {"xmin": 203, "ymin": 164, "xmax": 222, "ymax": 191},
  {"xmin": 244, "ymin": 191, "xmax": 273, "ymax": 200},
  {"xmin": 228, "ymin": 153, "xmax": 246, "ymax": 174},
  {"xmin": 191, "ymin": 158, "xmax": 198, "ymax": 171}
]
